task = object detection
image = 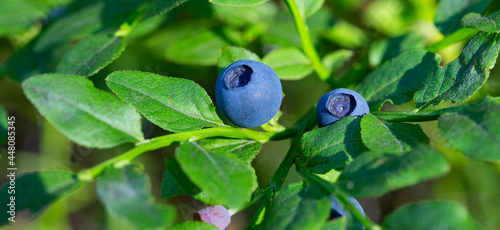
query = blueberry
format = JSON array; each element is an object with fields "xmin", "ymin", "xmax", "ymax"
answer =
[
  {"xmin": 196, "ymin": 205, "xmax": 231, "ymax": 230},
  {"xmin": 215, "ymin": 60, "xmax": 282, "ymax": 128},
  {"xmin": 329, "ymin": 195, "xmax": 365, "ymax": 229},
  {"xmin": 316, "ymin": 88, "xmax": 369, "ymax": 127}
]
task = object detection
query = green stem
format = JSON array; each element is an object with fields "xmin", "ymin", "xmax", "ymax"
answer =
[
  {"xmin": 78, "ymin": 127, "xmax": 295, "ymax": 181},
  {"xmin": 296, "ymin": 166, "xmax": 380, "ymax": 230},
  {"xmin": 284, "ymin": 0, "xmax": 331, "ymax": 82}
]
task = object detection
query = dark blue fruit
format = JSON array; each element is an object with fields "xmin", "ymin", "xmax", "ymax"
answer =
[
  {"xmin": 330, "ymin": 195, "xmax": 365, "ymax": 229},
  {"xmin": 215, "ymin": 60, "xmax": 282, "ymax": 128},
  {"xmin": 316, "ymin": 88, "xmax": 369, "ymax": 127}
]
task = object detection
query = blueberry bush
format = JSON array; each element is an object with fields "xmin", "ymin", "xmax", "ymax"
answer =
[{"xmin": 1, "ymin": 0, "xmax": 500, "ymax": 229}]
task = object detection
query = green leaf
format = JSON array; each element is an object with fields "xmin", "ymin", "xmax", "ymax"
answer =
[
  {"xmin": 209, "ymin": 0, "xmax": 269, "ymax": 7},
  {"xmin": 260, "ymin": 183, "xmax": 331, "ymax": 230},
  {"xmin": 461, "ymin": 12, "xmax": 500, "ymax": 33},
  {"xmin": 218, "ymin": 46, "xmax": 260, "ymax": 74},
  {"xmin": 0, "ymin": 171, "xmax": 84, "ymax": 226},
  {"xmin": 369, "ymin": 33, "xmax": 427, "ymax": 67},
  {"xmin": 96, "ymin": 164, "xmax": 176, "ymax": 229},
  {"xmin": 143, "ymin": 0, "xmax": 190, "ymax": 20},
  {"xmin": 161, "ymin": 162, "xmax": 189, "ymax": 200},
  {"xmin": 23, "ymin": 74, "xmax": 143, "ymax": 148},
  {"xmin": 199, "ymin": 139, "xmax": 262, "ymax": 164},
  {"xmin": 361, "ymin": 113, "xmax": 429, "ymax": 154},
  {"xmin": 383, "ymin": 201, "xmax": 482, "ymax": 230},
  {"xmin": 0, "ymin": 0, "xmax": 52, "ymax": 36},
  {"xmin": 35, "ymin": 0, "xmax": 142, "ymax": 51},
  {"xmin": 298, "ymin": 117, "xmax": 368, "ymax": 174},
  {"xmin": 56, "ymin": 35, "xmax": 126, "ymax": 77},
  {"xmin": 434, "ymin": 0, "xmax": 491, "ymax": 35},
  {"xmin": 334, "ymin": 146, "xmax": 450, "ymax": 198},
  {"xmin": 438, "ymin": 97, "xmax": 500, "ymax": 161},
  {"xmin": 166, "ymin": 28, "xmax": 231, "ymax": 66},
  {"xmin": 175, "ymin": 142, "xmax": 257, "ymax": 208},
  {"xmin": 355, "ymin": 50, "xmax": 441, "ymax": 111},
  {"xmin": 212, "ymin": 2, "xmax": 278, "ymax": 27},
  {"xmin": 0, "ymin": 106, "xmax": 7, "ymax": 145},
  {"xmin": 168, "ymin": 222, "xmax": 219, "ymax": 230},
  {"xmin": 322, "ymin": 50, "xmax": 353, "ymax": 75},
  {"xmin": 106, "ymin": 71, "xmax": 224, "ymax": 133},
  {"xmin": 262, "ymin": 47, "xmax": 313, "ymax": 80},
  {"xmin": 415, "ymin": 32, "xmax": 500, "ymax": 110},
  {"xmin": 294, "ymin": 0, "xmax": 325, "ymax": 18}
]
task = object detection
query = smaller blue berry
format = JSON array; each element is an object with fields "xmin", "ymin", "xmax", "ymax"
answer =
[
  {"xmin": 316, "ymin": 88, "xmax": 369, "ymax": 127},
  {"xmin": 329, "ymin": 195, "xmax": 365, "ymax": 229},
  {"xmin": 215, "ymin": 60, "xmax": 282, "ymax": 128}
]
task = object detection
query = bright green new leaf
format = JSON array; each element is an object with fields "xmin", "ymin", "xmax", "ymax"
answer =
[
  {"xmin": 434, "ymin": 0, "xmax": 491, "ymax": 35},
  {"xmin": 199, "ymin": 139, "xmax": 262, "ymax": 164},
  {"xmin": 168, "ymin": 222, "xmax": 219, "ymax": 230},
  {"xmin": 56, "ymin": 35, "xmax": 126, "ymax": 77},
  {"xmin": 218, "ymin": 46, "xmax": 260, "ymax": 74},
  {"xmin": 96, "ymin": 164, "xmax": 176, "ymax": 229},
  {"xmin": 294, "ymin": 0, "xmax": 325, "ymax": 18},
  {"xmin": 361, "ymin": 113, "xmax": 429, "ymax": 154},
  {"xmin": 320, "ymin": 218, "xmax": 346, "ymax": 230},
  {"xmin": 166, "ymin": 28, "xmax": 231, "ymax": 66},
  {"xmin": 369, "ymin": 33, "xmax": 427, "ymax": 67},
  {"xmin": 143, "ymin": 0, "xmax": 190, "ymax": 20},
  {"xmin": 0, "ymin": 0, "xmax": 52, "ymax": 36},
  {"xmin": 438, "ymin": 97, "xmax": 500, "ymax": 161},
  {"xmin": 383, "ymin": 201, "xmax": 482, "ymax": 230},
  {"xmin": 298, "ymin": 117, "xmax": 368, "ymax": 174},
  {"xmin": 461, "ymin": 12, "xmax": 500, "ymax": 33},
  {"xmin": 0, "ymin": 171, "xmax": 84, "ymax": 226},
  {"xmin": 334, "ymin": 146, "xmax": 450, "ymax": 198},
  {"xmin": 209, "ymin": 0, "xmax": 269, "ymax": 7},
  {"xmin": 175, "ymin": 142, "xmax": 257, "ymax": 208},
  {"xmin": 106, "ymin": 71, "xmax": 224, "ymax": 133},
  {"xmin": 263, "ymin": 47, "xmax": 313, "ymax": 80},
  {"xmin": 322, "ymin": 50, "xmax": 353, "ymax": 75},
  {"xmin": 0, "ymin": 106, "xmax": 7, "ymax": 145},
  {"xmin": 23, "ymin": 74, "xmax": 143, "ymax": 148},
  {"xmin": 415, "ymin": 32, "xmax": 500, "ymax": 110},
  {"xmin": 355, "ymin": 50, "xmax": 441, "ymax": 111},
  {"xmin": 260, "ymin": 183, "xmax": 331, "ymax": 230}
]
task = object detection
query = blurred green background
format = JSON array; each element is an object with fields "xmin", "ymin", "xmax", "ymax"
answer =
[{"xmin": 0, "ymin": 0, "xmax": 499, "ymax": 229}]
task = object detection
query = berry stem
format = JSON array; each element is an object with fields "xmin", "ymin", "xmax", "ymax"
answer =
[
  {"xmin": 284, "ymin": 0, "xmax": 331, "ymax": 83},
  {"xmin": 77, "ymin": 127, "xmax": 295, "ymax": 181}
]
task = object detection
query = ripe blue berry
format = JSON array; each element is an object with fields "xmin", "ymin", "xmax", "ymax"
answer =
[
  {"xmin": 215, "ymin": 60, "xmax": 282, "ymax": 128},
  {"xmin": 316, "ymin": 88, "xmax": 369, "ymax": 127},
  {"xmin": 329, "ymin": 195, "xmax": 365, "ymax": 219}
]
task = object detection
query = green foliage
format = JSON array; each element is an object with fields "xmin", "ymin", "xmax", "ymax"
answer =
[
  {"xmin": 0, "ymin": 171, "xmax": 84, "ymax": 226},
  {"xmin": 415, "ymin": 32, "xmax": 500, "ymax": 110},
  {"xmin": 0, "ymin": 0, "xmax": 57, "ymax": 35},
  {"xmin": 438, "ymin": 97, "xmax": 500, "ymax": 161},
  {"xmin": 294, "ymin": 0, "xmax": 325, "ymax": 18},
  {"xmin": 262, "ymin": 47, "xmax": 313, "ymax": 80},
  {"xmin": 356, "ymin": 50, "xmax": 441, "ymax": 110},
  {"xmin": 175, "ymin": 142, "xmax": 257, "ymax": 208},
  {"xmin": 383, "ymin": 201, "xmax": 482, "ymax": 230},
  {"xmin": 334, "ymin": 145, "xmax": 450, "ymax": 198},
  {"xmin": 369, "ymin": 32, "xmax": 427, "ymax": 67},
  {"xmin": 361, "ymin": 113, "xmax": 429, "ymax": 154},
  {"xmin": 298, "ymin": 117, "xmax": 367, "ymax": 174},
  {"xmin": 210, "ymin": 0, "xmax": 269, "ymax": 7},
  {"xmin": 321, "ymin": 50, "xmax": 353, "ymax": 75},
  {"xmin": 199, "ymin": 139, "xmax": 262, "ymax": 164},
  {"xmin": 106, "ymin": 71, "xmax": 224, "ymax": 133},
  {"xmin": 434, "ymin": 0, "xmax": 491, "ymax": 35},
  {"xmin": 0, "ymin": 105, "xmax": 7, "ymax": 144},
  {"xmin": 260, "ymin": 183, "xmax": 331, "ymax": 230},
  {"xmin": 22, "ymin": 74, "xmax": 143, "ymax": 148},
  {"xmin": 143, "ymin": 0, "xmax": 190, "ymax": 20},
  {"xmin": 96, "ymin": 164, "xmax": 176, "ymax": 229},
  {"xmin": 56, "ymin": 35, "xmax": 126, "ymax": 77},
  {"xmin": 462, "ymin": 12, "xmax": 500, "ymax": 32}
]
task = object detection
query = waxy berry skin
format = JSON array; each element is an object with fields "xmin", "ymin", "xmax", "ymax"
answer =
[
  {"xmin": 215, "ymin": 60, "xmax": 282, "ymax": 128},
  {"xmin": 316, "ymin": 88, "xmax": 370, "ymax": 127}
]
